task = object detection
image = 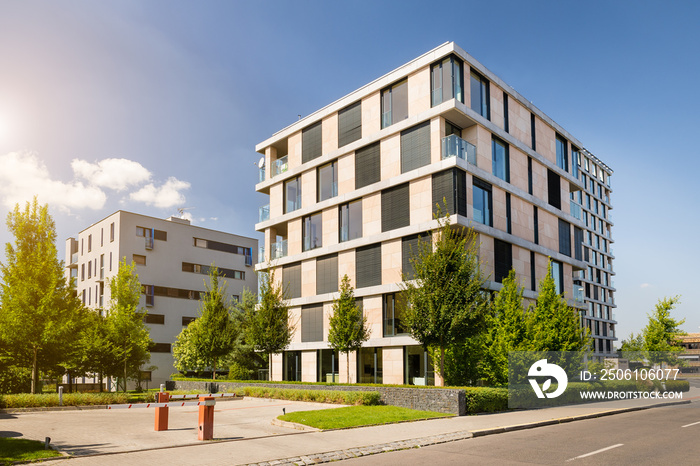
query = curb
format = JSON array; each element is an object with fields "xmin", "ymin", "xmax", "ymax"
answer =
[
  {"xmin": 271, "ymin": 419, "xmax": 321, "ymax": 432},
  {"xmin": 243, "ymin": 399, "xmax": 692, "ymax": 465}
]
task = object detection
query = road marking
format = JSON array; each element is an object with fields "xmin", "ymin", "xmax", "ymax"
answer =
[
  {"xmin": 567, "ymin": 444, "xmax": 623, "ymax": 461},
  {"xmin": 682, "ymin": 421, "xmax": 700, "ymax": 428}
]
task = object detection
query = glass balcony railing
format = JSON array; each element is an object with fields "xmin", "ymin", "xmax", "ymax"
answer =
[
  {"xmin": 272, "ymin": 156, "xmax": 288, "ymax": 177},
  {"xmin": 259, "ymin": 167, "xmax": 266, "ymax": 183},
  {"xmin": 271, "ymin": 239, "xmax": 288, "ymax": 259},
  {"xmin": 573, "ymin": 284, "xmax": 584, "ymax": 303},
  {"xmin": 441, "ymin": 135, "xmax": 476, "ymax": 165},
  {"xmin": 570, "ymin": 201, "xmax": 582, "ymax": 220},
  {"xmin": 71, "ymin": 252, "xmax": 78, "ymax": 264},
  {"xmin": 259, "ymin": 205, "xmax": 270, "ymax": 223},
  {"xmin": 258, "ymin": 246, "xmax": 265, "ymax": 263}
]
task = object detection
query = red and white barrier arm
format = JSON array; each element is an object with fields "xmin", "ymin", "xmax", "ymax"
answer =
[
  {"xmin": 107, "ymin": 399, "xmax": 216, "ymax": 409},
  {"xmin": 168, "ymin": 393, "xmax": 237, "ymax": 399}
]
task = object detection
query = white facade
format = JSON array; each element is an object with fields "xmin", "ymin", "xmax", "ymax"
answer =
[{"xmin": 65, "ymin": 211, "xmax": 257, "ymax": 387}]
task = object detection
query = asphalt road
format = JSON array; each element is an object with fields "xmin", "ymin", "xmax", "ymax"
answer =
[{"xmin": 336, "ymin": 401, "xmax": 700, "ymax": 465}]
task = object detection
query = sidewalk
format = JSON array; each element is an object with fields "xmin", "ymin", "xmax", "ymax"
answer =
[{"xmin": 2, "ymin": 388, "xmax": 698, "ymax": 465}]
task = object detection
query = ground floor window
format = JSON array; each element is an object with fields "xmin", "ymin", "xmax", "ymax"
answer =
[
  {"xmin": 284, "ymin": 351, "xmax": 301, "ymax": 382},
  {"xmin": 404, "ymin": 346, "xmax": 434, "ymax": 386},
  {"xmin": 357, "ymin": 347, "xmax": 383, "ymax": 384},
  {"xmin": 317, "ymin": 349, "xmax": 339, "ymax": 382}
]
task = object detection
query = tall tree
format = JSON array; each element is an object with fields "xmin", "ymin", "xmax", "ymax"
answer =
[
  {"xmin": 172, "ymin": 267, "xmax": 238, "ymax": 379},
  {"xmin": 244, "ymin": 269, "xmax": 293, "ymax": 381},
  {"xmin": 105, "ymin": 259, "xmax": 152, "ymax": 391},
  {"xmin": 328, "ymin": 275, "xmax": 369, "ymax": 383},
  {"xmin": 528, "ymin": 261, "xmax": 589, "ymax": 353},
  {"xmin": 643, "ymin": 296, "xmax": 685, "ymax": 365},
  {"xmin": 480, "ymin": 269, "xmax": 529, "ymax": 387},
  {"xmin": 0, "ymin": 198, "xmax": 79, "ymax": 393},
  {"xmin": 400, "ymin": 212, "xmax": 491, "ymax": 386}
]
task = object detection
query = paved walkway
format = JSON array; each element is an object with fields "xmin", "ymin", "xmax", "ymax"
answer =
[{"xmin": 1, "ymin": 388, "xmax": 698, "ymax": 465}]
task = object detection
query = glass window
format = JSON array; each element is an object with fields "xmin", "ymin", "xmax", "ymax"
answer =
[
  {"xmin": 572, "ymin": 148, "xmax": 580, "ymax": 179},
  {"xmin": 357, "ymin": 347, "xmax": 383, "ymax": 384},
  {"xmin": 381, "ymin": 79, "xmax": 408, "ymax": 128},
  {"xmin": 556, "ymin": 135, "xmax": 568, "ymax": 172},
  {"xmin": 284, "ymin": 176, "xmax": 301, "ymax": 213},
  {"xmin": 383, "ymin": 293, "xmax": 408, "ymax": 337},
  {"xmin": 431, "ymin": 55, "xmax": 463, "ymax": 106},
  {"xmin": 470, "ymin": 72, "xmax": 490, "ymax": 119},
  {"xmin": 303, "ymin": 212, "xmax": 323, "ymax": 251},
  {"xmin": 404, "ymin": 346, "xmax": 434, "ymax": 386},
  {"xmin": 339, "ymin": 200, "xmax": 362, "ymax": 242},
  {"xmin": 492, "ymin": 137, "xmax": 509, "ymax": 182},
  {"xmin": 551, "ymin": 260, "xmax": 563, "ymax": 294},
  {"xmin": 473, "ymin": 179, "xmax": 492, "ymax": 226},
  {"xmin": 317, "ymin": 349, "xmax": 339, "ymax": 383},
  {"xmin": 317, "ymin": 160, "xmax": 338, "ymax": 202}
]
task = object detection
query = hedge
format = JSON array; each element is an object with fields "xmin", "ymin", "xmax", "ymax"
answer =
[
  {"xmin": 233, "ymin": 386, "xmax": 380, "ymax": 406},
  {"xmin": 664, "ymin": 380, "xmax": 690, "ymax": 392},
  {"xmin": 463, "ymin": 387, "xmax": 509, "ymax": 413},
  {"xmin": 0, "ymin": 392, "xmax": 130, "ymax": 409}
]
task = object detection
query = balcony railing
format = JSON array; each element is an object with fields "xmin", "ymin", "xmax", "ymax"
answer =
[
  {"xmin": 272, "ymin": 156, "xmax": 288, "ymax": 177},
  {"xmin": 441, "ymin": 135, "xmax": 476, "ymax": 165},
  {"xmin": 145, "ymin": 237, "xmax": 154, "ymax": 250},
  {"xmin": 258, "ymin": 246, "xmax": 265, "ymax": 263},
  {"xmin": 271, "ymin": 239, "xmax": 288, "ymax": 259},
  {"xmin": 259, "ymin": 205, "xmax": 270, "ymax": 223},
  {"xmin": 573, "ymin": 284, "xmax": 584, "ymax": 303},
  {"xmin": 570, "ymin": 201, "xmax": 582, "ymax": 220},
  {"xmin": 71, "ymin": 252, "xmax": 78, "ymax": 264},
  {"xmin": 259, "ymin": 167, "xmax": 266, "ymax": 183}
]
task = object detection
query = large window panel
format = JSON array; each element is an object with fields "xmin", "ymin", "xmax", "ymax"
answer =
[
  {"xmin": 338, "ymin": 101, "xmax": 362, "ymax": 147},
  {"xmin": 381, "ymin": 79, "xmax": 408, "ymax": 128},
  {"xmin": 356, "ymin": 243, "xmax": 381, "ymax": 288},
  {"xmin": 494, "ymin": 239, "xmax": 512, "ymax": 284},
  {"xmin": 302, "ymin": 121, "xmax": 322, "ymax": 163},
  {"xmin": 316, "ymin": 254, "xmax": 338, "ymax": 295},
  {"xmin": 559, "ymin": 219, "xmax": 571, "ymax": 257},
  {"xmin": 303, "ymin": 212, "xmax": 323, "ymax": 251},
  {"xmin": 400, "ymin": 121, "xmax": 431, "ymax": 173},
  {"xmin": 547, "ymin": 169, "xmax": 561, "ymax": 210},
  {"xmin": 283, "ymin": 262, "xmax": 301, "ymax": 299},
  {"xmin": 492, "ymin": 137, "xmax": 509, "ymax": 182},
  {"xmin": 470, "ymin": 71, "xmax": 490, "ymax": 119},
  {"xmin": 317, "ymin": 160, "xmax": 338, "ymax": 202},
  {"xmin": 383, "ymin": 292, "xmax": 408, "ymax": 337},
  {"xmin": 355, "ymin": 142, "xmax": 381, "ymax": 189},
  {"xmin": 432, "ymin": 168, "xmax": 466, "ymax": 217},
  {"xmin": 431, "ymin": 55, "xmax": 463, "ymax": 106},
  {"xmin": 301, "ymin": 304, "xmax": 323, "ymax": 342},
  {"xmin": 551, "ymin": 260, "xmax": 563, "ymax": 295},
  {"xmin": 339, "ymin": 200, "xmax": 362, "ymax": 242},
  {"xmin": 472, "ymin": 178, "xmax": 493, "ymax": 226},
  {"xmin": 402, "ymin": 234, "xmax": 429, "ymax": 280},
  {"xmin": 284, "ymin": 176, "xmax": 301, "ymax": 213},
  {"xmin": 381, "ymin": 183, "xmax": 410, "ymax": 232},
  {"xmin": 556, "ymin": 134, "xmax": 569, "ymax": 172}
]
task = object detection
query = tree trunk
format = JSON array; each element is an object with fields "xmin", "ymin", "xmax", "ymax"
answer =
[
  {"xmin": 123, "ymin": 359, "xmax": 128, "ymax": 392},
  {"xmin": 31, "ymin": 347, "xmax": 39, "ymax": 394},
  {"xmin": 212, "ymin": 363, "xmax": 217, "ymax": 381},
  {"xmin": 99, "ymin": 373, "xmax": 103, "ymax": 392}
]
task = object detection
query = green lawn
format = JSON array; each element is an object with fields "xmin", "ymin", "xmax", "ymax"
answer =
[
  {"xmin": 0, "ymin": 438, "xmax": 62, "ymax": 464},
  {"xmin": 278, "ymin": 405, "xmax": 451, "ymax": 430}
]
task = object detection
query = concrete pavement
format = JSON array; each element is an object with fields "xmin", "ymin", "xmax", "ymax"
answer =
[{"xmin": 1, "ymin": 386, "xmax": 698, "ymax": 465}]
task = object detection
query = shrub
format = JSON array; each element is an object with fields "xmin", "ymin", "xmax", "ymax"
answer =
[
  {"xmin": 0, "ymin": 365, "xmax": 31, "ymax": 394},
  {"xmin": 0, "ymin": 392, "xmax": 129, "ymax": 409},
  {"xmin": 463, "ymin": 387, "xmax": 508, "ymax": 413},
  {"xmin": 664, "ymin": 379, "xmax": 690, "ymax": 392},
  {"xmin": 235, "ymin": 386, "xmax": 380, "ymax": 405}
]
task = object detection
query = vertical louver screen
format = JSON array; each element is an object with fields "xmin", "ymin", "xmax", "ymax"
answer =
[
  {"xmin": 356, "ymin": 244, "xmax": 381, "ymax": 288},
  {"xmin": 302, "ymin": 121, "xmax": 322, "ymax": 163},
  {"xmin": 400, "ymin": 121, "xmax": 431, "ymax": 173},
  {"xmin": 338, "ymin": 101, "xmax": 362, "ymax": 148},
  {"xmin": 355, "ymin": 142, "xmax": 381, "ymax": 189},
  {"xmin": 381, "ymin": 183, "xmax": 410, "ymax": 232},
  {"xmin": 316, "ymin": 254, "xmax": 338, "ymax": 294}
]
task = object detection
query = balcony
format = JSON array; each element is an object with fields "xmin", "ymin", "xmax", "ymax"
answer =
[
  {"xmin": 70, "ymin": 252, "xmax": 79, "ymax": 266},
  {"xmin": 258, "ymin": 246, "xmax": 265, "ymax": 263},
  {"xmin": 570, "ymin": 201, "xmax": 582, "ymax": 220},
  {"xmin": 573, "ymin": 284, "xmax": 584, "ymax": 303},
  {"xmin": 271, "ymin": 239, "xmax": 288, "ymax": 260},
  {"xmin": 259, "ymin": 166, "xmax": 266, "ymax": 183},
  {"xmin": 259, "ymin": 205, "xmax": 270, "ymax": 223},
  {"xmin": 441, "ymin": 135, "xmax": 476, "ymax": 165},
  {"xmin": 272, "ymin": 156, "xmax": 288, "ymax": 177},
  {"xmin": 145, "ymin": 237, "xmax": 154, "ymax": 250}
]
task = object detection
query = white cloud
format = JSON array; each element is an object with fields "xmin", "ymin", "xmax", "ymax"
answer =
[
  {"xmin": 129, "ymin": 177, "xmax": 190, "ymax": 208},
  {"xmin": 640, "ymin": 283, "xmax": 652, "ymax": 289},
  {"xmin": 72, "ymin": 158, "xmax": 151, "ymax": 191},
  {"xmin": 0, "ymin": 151, "xmax": 106, "ymax": 210}
]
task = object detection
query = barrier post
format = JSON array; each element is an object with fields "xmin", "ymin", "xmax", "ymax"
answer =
[
  {"xmin": 154, "ymin": 391, "xmax": 170, "ymax": 431},
  {"xmin": 198, "ymin": 396, "xmax": 215, "ymax": 440}
]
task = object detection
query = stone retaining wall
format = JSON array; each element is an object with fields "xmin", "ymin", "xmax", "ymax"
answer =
[{"xmin": 166, "ymin": 380, "xmax": 466, "ymax": 416}]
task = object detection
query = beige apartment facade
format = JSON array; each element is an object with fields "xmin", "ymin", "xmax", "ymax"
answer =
[
  {"xmin": 65, "ymin": 211, "xmax": 257, "ymax": 387},
  {"xmin": 254, "ymin": 41, "xmax": 616, "ymax": 385}
]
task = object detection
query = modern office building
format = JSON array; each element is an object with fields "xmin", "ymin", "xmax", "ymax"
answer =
[
  {"xmin": 65, "ymin": 211, "xmax": 257, "ymax": 386},
  {"xmin": 254, "ymin": 41, "xmax": 616, "ymax": 385}
]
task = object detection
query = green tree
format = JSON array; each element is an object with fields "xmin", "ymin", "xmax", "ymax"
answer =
[
  {"xmin": 528, "ymin": 261, "xmax": 589, "ymax": 353},
  {"xmin": 480, "ymin": 269, "xmax": 529, "ymax": 387},
  {"xmin": 228, "ymin": 289, "xmax": 268, "ymax": 380},
  {"xmin": 172, "ymin": 267, "xmax": 238, "ymax": 379},
  {"xmin": 328, "ymin": 275, "xmax": 369, "ymax": 383},
  {"xmin": 104, "ymin": 259, "xmax": 152, "ymax": 391},
  {"xmin": 244, "ymin": 269, "xmax": 293, "ymax": 381},
  {"xmin": 0, "ymin": 198, "xmax": 81, "ymax": 393},
  {"xmin": 400, "ymin": 213, "xmax": 491, "ymax": 386},
  {"xmin": 643, "ymin": 296, "xmax": 685, "ymax": 365},
  {"xmin": 173, "ymin": 319, "xmax": 207, "ymax": 374}
]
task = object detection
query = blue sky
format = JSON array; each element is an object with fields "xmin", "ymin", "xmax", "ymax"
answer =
[{"xmin": 0, "ymin": 0, "xmax": 697, "ymax": 341}]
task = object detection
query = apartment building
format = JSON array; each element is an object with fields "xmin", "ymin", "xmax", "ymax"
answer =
[
  {"xmin": 254, "ymin": 41, "xmax": 616, "ymax": 385},
  {"xmin": 65, "ymin": 211, "xmax": 257, "ymax": 386}
]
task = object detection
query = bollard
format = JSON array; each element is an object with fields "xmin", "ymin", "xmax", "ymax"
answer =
[
  {"xmin": 160, "ymin": 384, "xmax": 165, "ymax": 393},
  {"xmin": 58, "ymin": 386, "xmax": 63, "ymax": 406},
  {"xmin": 154, "ymin": 392, "xmax": 170, "ymax": 431},
  {"xmin": 197, "ymin": 396, "xmax": 215, "ymax": 441}
]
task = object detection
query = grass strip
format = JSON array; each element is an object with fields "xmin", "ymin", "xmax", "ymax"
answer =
[
  {"xmin": 0, "ymin": 438, "xmax": 62, "ymax": 464},
  {"xmin": 278, "ymin": 405, "xmax": 451, "ymax": 430}
]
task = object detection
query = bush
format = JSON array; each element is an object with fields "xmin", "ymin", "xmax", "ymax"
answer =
[
  {"xmin": 463, "ymin": 387, "xmax": 508, "ymax": 413},
  {"xmin": 664, "ymin": 379, "xmax": 690, "ymax": 392},
  {"xmin": 235, "ymin": 386, "xmax": 380, "ymax": 405},
  {"xmin": 0, "ymin": 392, "xmax": 129, "ymax": 409},
  {"xmin": 0, "ymin": 365, "xmax": 31, "ymax": 394}
]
